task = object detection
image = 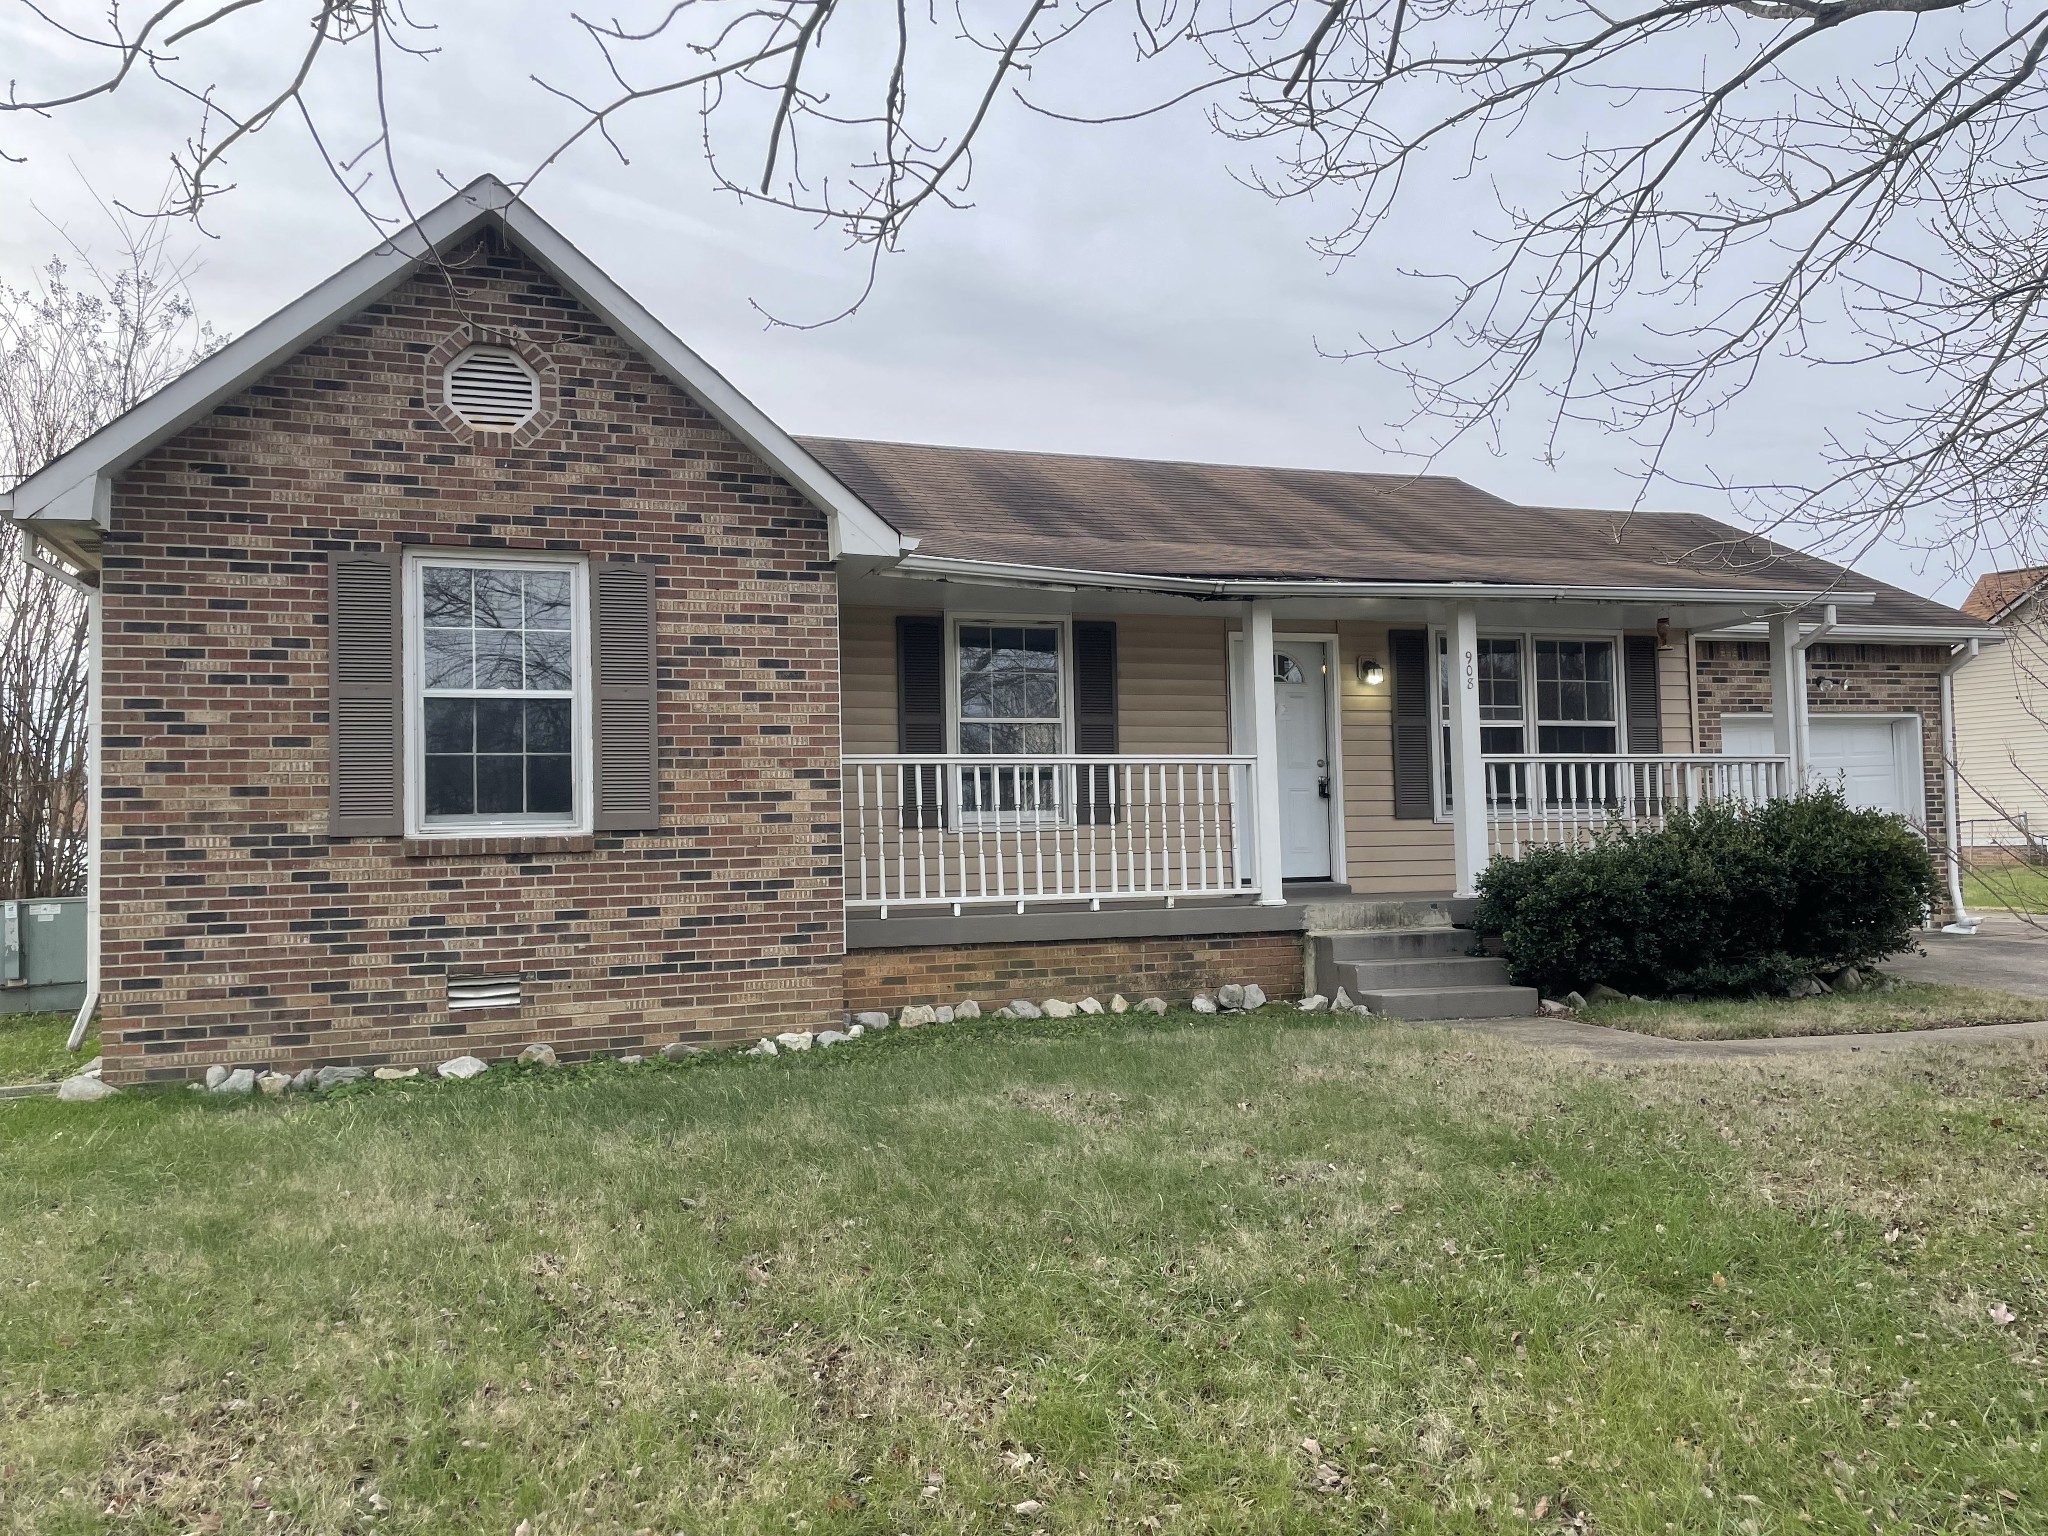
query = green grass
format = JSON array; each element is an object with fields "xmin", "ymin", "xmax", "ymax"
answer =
[
  {"xmin": 0, "ymin": 1008, "xmax": 91, "ymax": 1085},
  {"xmin": 1967, "ymin": 865, "xmax": 2048, "ymax": 913},
  {"xmin": 4, "ymin": 1007, "xmax": 2047, "ymax": 1533},
  {"xmin": 1582, "ymin": 980, "xmax": 2046, "ymax": 1040}
]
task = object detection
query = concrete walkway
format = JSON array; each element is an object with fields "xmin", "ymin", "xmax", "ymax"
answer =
[
  {"xmin": 1424, "ymin": 915, "xmax": 2048, "ymax": 1060},
  {"xmin": 1887, "ymin": 912, "xmax": 2048, "ymax": 998},
  {"xmin": 1437, "ymin": 1013, "xmax": 2048, "ymax": 1061}
]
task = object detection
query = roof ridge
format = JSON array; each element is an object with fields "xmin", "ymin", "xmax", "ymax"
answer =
[{"xmin": 797, "ymin": 433, "xmax": 1504, "ymax": 497}]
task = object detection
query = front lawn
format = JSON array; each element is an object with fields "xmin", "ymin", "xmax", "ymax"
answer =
[
  {"xmin": 1581, "ymin": 979, "xmax": 2046, "ymax": 1041},
  {"xmin": 0, "ymin": 1008, "xmax": 90, "ymax": 1086},
  {"xmin": 1967, "ymin": 865, "xmax": 2048, "ymax": 914},
  {"xmin": 4, "ymin": 1009, "xmax": 2045, "ymax": 1533}
]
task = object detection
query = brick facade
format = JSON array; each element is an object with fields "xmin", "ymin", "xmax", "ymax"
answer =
[
  {"xmin": 1693, "ymin": 637, "xmax": 1952, "ymax": 861},
  {"xmin": 97, "ymin": 234, "xmax": 845, "ymax": 1085},
  {"xmin": 843, "ymin": 932, "xmax": 1306, "ymax": 1013}
]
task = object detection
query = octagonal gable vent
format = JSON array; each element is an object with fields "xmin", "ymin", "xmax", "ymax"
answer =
[{"xmin": 444, "ymin": 346, "xmax": 539, "ymax": 429}]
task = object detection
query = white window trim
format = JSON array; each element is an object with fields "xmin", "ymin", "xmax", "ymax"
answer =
[
  {"xmin": 404, "ymin": 550, "xmax": 593, "ymax": 837},
  {"xmin": 946, "ymin": 615, "xmax": 1073, "ymax": 827},
  {"xmin": 1430, "ymin": 627, "xmax": 1625, "ymax": 823}
]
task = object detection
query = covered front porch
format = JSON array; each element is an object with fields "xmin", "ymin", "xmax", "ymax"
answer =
[{"xmin": 837, "ymin": 578, "xmax": 1835, "ymax": 923}]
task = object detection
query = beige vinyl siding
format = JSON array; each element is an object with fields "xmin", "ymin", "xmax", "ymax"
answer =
[
  {"xmin": 839, "ymin": 609, "xmax": 1230, "ymax": 755},
  {"xmin": 1337, "ymin": 622, "xmax": 1454, "ymax": 896},
  {"xmin": 1658, "ymin": 635, "xmax": 1696, "ymax": 752},
  {"xmin": 839, "ymin": 606, "xmax": 904, "ymax": 755},
  {"xmin": 1115, "ymin": 616, "xmax": 1232, "ymax": 753},
  {"xmin": 1954, "ymin": 612, "xmax": 2048, "ymax": 840}
]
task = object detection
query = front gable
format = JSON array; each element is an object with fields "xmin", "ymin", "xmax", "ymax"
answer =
[
  {"xmin": 6, "ymin": 176, "xmax": 905, "ymax": 563},
  {"xmin": 93, "ymin": 224, "xmax": 853, "ymax": 1079}
]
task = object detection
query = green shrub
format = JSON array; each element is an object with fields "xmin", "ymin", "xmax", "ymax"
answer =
[{"xmin": 1471, "ymin": 789, "xmax": 1938, "ymax": 998}]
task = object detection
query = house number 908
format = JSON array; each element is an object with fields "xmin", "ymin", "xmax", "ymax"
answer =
[{"xmin": 1463, "ymin": 650, "xmax": 1477, "ymax": 691}]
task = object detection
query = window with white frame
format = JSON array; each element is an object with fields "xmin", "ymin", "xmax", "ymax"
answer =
[
  {"xmin": 1434, "ymin": 631, "xmax": 1620, "ymax": 817},
  {"xmin": 411, "ymin": 557, "xmax": 587, "ymax": 830},
  {"xmin": 1533, "ymin": 638, "xmax": 1618, "ymax": 753},
  {"xmin": 955, "ymin": 621, "xmax": 1065, "ymax": 814}
]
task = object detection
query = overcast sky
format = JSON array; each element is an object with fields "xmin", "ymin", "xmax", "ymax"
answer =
[{"xmin": 0, "ymin": 1, "xmax": 1997, "ymax": 606}]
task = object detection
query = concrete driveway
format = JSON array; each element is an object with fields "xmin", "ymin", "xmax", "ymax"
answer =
[{"xmin": 1889, "ymin": 912, "xmax": 2048, "ymax": 999}]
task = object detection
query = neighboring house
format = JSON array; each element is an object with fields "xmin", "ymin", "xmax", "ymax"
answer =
[
  {"xmin": 1955, "ymin": 567, "xmax": 2048, "ymax": 856},
  {"xmin": 1, "ymin": 178, "xmax": 2001, "ymax": 1084}
]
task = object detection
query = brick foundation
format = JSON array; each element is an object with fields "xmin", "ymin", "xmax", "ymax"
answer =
[{"xmin": 843, "ymin": 931, "xmax": 1306, "ymax": 1012}]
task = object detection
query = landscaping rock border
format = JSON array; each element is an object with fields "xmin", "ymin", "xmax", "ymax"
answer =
[{"xmin": 49, "ymin": 979, "xmax": 1320, "ymax": 1107}]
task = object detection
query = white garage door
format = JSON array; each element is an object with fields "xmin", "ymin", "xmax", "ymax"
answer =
[{"xmin": 1721, "ymin": 715, "xmax": 1921, "ymax": 820}]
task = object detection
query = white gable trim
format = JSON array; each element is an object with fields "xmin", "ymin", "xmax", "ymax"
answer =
[{"xmin": 0, "ymin": 176, "xmax": 907, "ymax": 560}]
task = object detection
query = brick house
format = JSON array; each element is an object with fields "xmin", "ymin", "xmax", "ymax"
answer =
[{"xmin": 3, "ymin": 178, "xmax": 2002, "ymax": 1084}]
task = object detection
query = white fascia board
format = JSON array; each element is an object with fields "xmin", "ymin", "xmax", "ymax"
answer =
[
  {"xmin": 890, "ymin": 553, "xmax": 1879, "ymax": 607},
  {"xmin": 5, "ymin": 176, "xmax": 907, "ymax": 558},
  {"xmin": 1700, "ymin": 619, "xmax": 2002, "ymax": 643},
  {"xmin": 8, "ymin": 185, "xmax": 502, "ymax": 522},
  {"xmin": 494, "ymin": 196, "xmax": 906, "ymax": 560}
]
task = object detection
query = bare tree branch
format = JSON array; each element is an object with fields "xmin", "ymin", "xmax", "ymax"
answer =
[
  {"xmin": 0, "ymin": 201, "xmax": 222, "ymax": 898},
  {"xmin": 10, "ymin": 0, "xmax": 2048, "ymax": 563}
]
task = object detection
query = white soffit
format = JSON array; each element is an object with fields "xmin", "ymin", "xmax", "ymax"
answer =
[{"xmin": 0, "ymin": 176, "xmax": 907, "ymax": 561}]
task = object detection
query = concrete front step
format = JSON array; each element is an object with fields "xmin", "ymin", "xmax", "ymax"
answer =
[
  {"xmin": 1335, "ymin": 954, "xmax": 1512, "ymax": 990},
  {"xmin": 1357, "ymin": 983, "xmax": 1541, "ymax": 1021},
  {"xmin": 1314, "ymin": 928, "xmax": 1473, "ymax": 970},
  {"xmin": 1311, "ymin": 924, "xmax": 1538, "ymax": 1019}
]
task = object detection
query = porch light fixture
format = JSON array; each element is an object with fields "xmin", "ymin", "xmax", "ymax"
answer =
[
  {"xmin": 1656, "ymin": 616, "xmax": 1672, "ymax": 649},
  {"xmin": 1358, "ymin": 657, "xmax": 1386, "ymax": 687}
]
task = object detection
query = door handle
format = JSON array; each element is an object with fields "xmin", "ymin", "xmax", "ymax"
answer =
[{"xmin": 1318, "ymin": 775, "xmax": 1332, "ymax": 800}]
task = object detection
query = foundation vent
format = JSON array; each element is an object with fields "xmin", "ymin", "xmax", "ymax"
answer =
[{"xmin": 447, "ymin": 972, "xmax": 523, "ymax": 1011}]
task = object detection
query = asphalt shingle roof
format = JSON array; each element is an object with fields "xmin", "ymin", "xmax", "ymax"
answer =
[
  {"xmin": 1962, "ymin": 567, "xmax": 2048, "ymax": 621},
  {"xmin": 801, "ymin": 437, "xmax": 1980, "ymax": 630}
]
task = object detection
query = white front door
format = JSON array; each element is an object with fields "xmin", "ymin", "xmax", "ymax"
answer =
[{"xmin": 1274, "ymin": 645, "xmax": 1332, "ymax": 879}]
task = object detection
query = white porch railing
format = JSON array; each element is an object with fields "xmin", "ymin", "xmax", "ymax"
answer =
[
  {"xmin": 844, "ymin": 754, "xmax": 1256, "ymax": 915},
  {"xmin": 1484, "ymin": 753, "xmax": 1793, "ymax": 857}
]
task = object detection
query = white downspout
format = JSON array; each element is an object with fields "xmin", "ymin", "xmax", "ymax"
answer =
[
  {"xmin": 1939, "ymin": 639, "xmax": 1980, "ymax": 936},
  {"xmin": 65, "ymin": 582, "xmax": 101, "ymax": 1051}
]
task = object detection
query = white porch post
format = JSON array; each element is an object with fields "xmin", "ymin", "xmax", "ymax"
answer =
[
  {"xmin": 1448, "ymin": 602, "xmax": 1488, "ymax": 896},
  {"xmin": 1247, "ymin": 600, "xmax": 1287, "ymax": 906},
  {"xmin": 1769, "ymin": 610, "xmax": 1804, "ymax": 791}
]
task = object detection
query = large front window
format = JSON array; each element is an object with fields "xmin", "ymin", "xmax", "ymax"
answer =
[
  {"xmin": 1534, "ymin": 639, "xmax": 1617, "ymax": 753},
  {"xmin": 1434, "ymin": 631, "xmax": 1621, "ymax": 817},
  {"xmin": 1440, "ymin": 635, "xmax": 1532, "ymax": 809},
  {"xmin": 956, "ymin": 621, "xmax": 1065, "ymax": 814},
  {"xmin": 411, "ymin": 558, "xmax": 586, "ymax": 831}
]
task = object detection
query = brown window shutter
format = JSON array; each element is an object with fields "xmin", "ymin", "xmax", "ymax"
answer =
[
  {"xmin": 328, "ymin": 552, "xmax": 404, "ymax": 836},
  {"xmin": 1623, "ymin": 634, "xmax": 1664, "ymax": 754},
  {"xmin": 1389, "ymin": 628, "xmax": 1433, "ymax": 821},
  {"xmin": 593, "ymin": 560, "xmax": 661, "ymax": 831},
  {"xmin": 1073, "ymin": 620, "xmax": 1118, "ymax": 825},
  {"xmin": 896, "ymin": 615, "xmax": 946, "ymax": 828}
]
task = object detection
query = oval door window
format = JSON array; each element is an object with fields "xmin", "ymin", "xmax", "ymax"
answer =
[{"xmin": 1273, "ymin": 653, "xmax": 1306, "ymax": 685}]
